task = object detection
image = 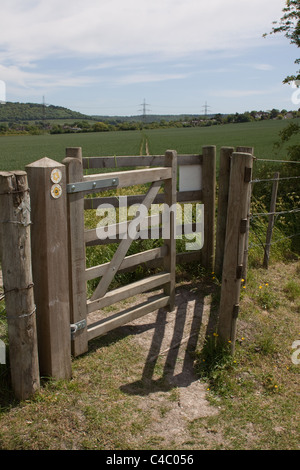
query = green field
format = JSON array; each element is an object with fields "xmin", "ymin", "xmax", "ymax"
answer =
[{"xmin": 0, "ymin": 119, "xmax": 299, "ymax": 171}]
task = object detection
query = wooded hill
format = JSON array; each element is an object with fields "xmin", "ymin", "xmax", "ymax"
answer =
[
  {"xmin": 0, "ymin": 102, "xmax": 91, "ymax": 122},
  {"xmin": 0, "ymin": 101, "xmax": 203, "ymax": 124}
]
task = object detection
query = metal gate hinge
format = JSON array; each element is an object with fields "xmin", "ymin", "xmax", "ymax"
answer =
[
  {"xmin": 244, "ymin": 167, "xmax": 252, "ymax": 183},
  {"xmin": 70, "ymin": 319, "xmax": 87, "ymax": 338},
  {"xmin": 240, "ymin": 218, "xmax": 248, "ymax": 234},
  {"xmin": 233, "ymin": 304, "xmax": 240, "ymax": 319},
  {"xmin": 67, "ymin": 178, "xmax": 119, "ymax": 194}
]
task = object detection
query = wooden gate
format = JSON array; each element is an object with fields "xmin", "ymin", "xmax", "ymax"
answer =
[{"xmin": 64, "ymin": 148, "xmax": 177, "ymax": 357}]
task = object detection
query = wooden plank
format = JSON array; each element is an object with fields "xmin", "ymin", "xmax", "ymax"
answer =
[
  {"xmin": 84, "ymin": 190, "xmax": 203, "ymax": 210},
  {"xmin": 0, "ymin": 171, "xmax": 40, "ymax": 399},
  {"xmin": 83, "ymin": 167, "xmax": 171, "ymax": 188},
  {"xmin": 201, "ymin": 146, "xmax": 216, "ymax": 271},
  {"xmin": 84, "ymin": 214, "xmax": 162, "ymax": 245},
  {"xmin": 218, "ymin": 152, "xmax": 254, "ymax": 349},
  {"xmin": 87, "ymin": 272, "xmax": 170, "ymax": 313},
  {"xmin": 215, "ymin": 147, "xmax": 234, "ymax": 277},
  {"xmin": 85, "ymin": 247, "xmax": 167, "ymax": 281},
  {"xmin": 63, "ymin": 147, "xmax": 88, "ymax": 357},
  {"xmin": 163, "ymin": 150, "xmax": 177, "ymax": 310},
  {"xmin": 83, "ymin": 154, "xmax": 202, "ymax": 169},
  {"xmin": 85, "ymin": 222, "xmax": 200, "ymax": 246},
  {"xmin": 26, "ymin": 159, "xmax": 72, "ymax": 379},
  {"xmin": 90, "ymin": 180, "xmax": 162, "ymax": 301},
  {"xmin": 87, "ymin": 294, "xmax": 170, "ymax": 340},
  {"xmin": 236, "ymin": 146, "xmax": 254, "ymax": 282}
]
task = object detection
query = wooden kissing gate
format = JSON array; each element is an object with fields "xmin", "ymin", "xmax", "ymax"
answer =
[{"xmin": 0, "ymin": 145, "xmax": 254, "ymax": 400}]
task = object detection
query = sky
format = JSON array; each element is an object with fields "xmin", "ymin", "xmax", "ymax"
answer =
[{"xmin": 0, "ymin": 0, "xmax": 299, "ymax": 117}]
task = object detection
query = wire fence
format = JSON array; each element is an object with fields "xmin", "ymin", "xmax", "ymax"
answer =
[
  {"xmin": 248, "ymin": 157, "xmax": 300, "ymax": 266},
  {"xmin": 255, "ymin": 158, "xmax": 300, "ymax": 164}
]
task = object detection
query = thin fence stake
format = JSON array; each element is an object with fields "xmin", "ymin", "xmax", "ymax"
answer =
[{"xmin": 263, "ymin": 172, "xmax": 280, "ymax": 269}]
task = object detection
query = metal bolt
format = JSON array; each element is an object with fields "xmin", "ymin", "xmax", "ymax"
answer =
[
  {"xmin": 112, "ymin": 179, "xmax": 117, "ymax": 185},
  {"xmin": 71, "ymin": 185, "xmax": 76, "ymax": 192},
  {"xmin": 92, "ymin": 181, "xmax": 97, "ymax": 188}
]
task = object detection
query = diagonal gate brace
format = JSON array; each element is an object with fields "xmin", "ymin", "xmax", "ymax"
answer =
[{"xmin": 90, "ymin": 180, "xmax": 162, "ymax": 301}]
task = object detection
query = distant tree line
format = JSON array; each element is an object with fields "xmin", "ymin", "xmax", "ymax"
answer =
[{"xmin": 0, "ymin": 102, "xmax": 299, "ymax": 135}]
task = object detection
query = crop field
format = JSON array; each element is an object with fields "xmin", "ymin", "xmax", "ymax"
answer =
[{"xmin": 0, "ymin": 119, "xmax": 300, "ymax": 172}]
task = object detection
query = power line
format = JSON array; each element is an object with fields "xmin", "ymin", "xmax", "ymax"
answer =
[
  {"xmin": 139, "ymin": 99, "xmax": 151, "ymax": 123},
  {"xmin": 202, "ymin": 101, "xmax": 211, "ymax": 118}
]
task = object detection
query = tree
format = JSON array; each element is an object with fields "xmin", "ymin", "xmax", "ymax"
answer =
[
  {"xmin": 264, "ymin": 0, "xmax": 300, "ymax": 160},
  {"xmin": 264, "ymin": 0, "xmax": 300, "ymax": 84}
]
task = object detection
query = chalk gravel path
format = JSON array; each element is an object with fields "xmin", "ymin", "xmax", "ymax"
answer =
[{"xmin": 89, "ymin": 284, "xmax": 221, "ymax": 448}]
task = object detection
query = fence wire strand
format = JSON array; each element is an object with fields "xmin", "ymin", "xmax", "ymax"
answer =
[
  {"xmin": 249, "ymin": 231, "xmax": 300, "ymax": 249},
  {"xmin": 251, "ymin": 175, "xmax": 300, "ymax": 184},
  {"xmin": 255, "ymin": 158, "xmax": 300, "ymax": 164},
  {"xmin": 251, "ymin": 208, "xmax": 300, "ymax": 218}
]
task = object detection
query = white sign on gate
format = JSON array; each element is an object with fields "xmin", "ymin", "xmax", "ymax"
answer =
[
  {"xmin": 179, "ymin": 165, "xmax": 202, "ymax": 192},
  {"xmin": 0, "ymin": 339, "xmax": 6, "ymax": 364}
]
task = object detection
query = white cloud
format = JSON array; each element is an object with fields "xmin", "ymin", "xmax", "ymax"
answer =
[
  {"xmin": 0, "ymin": 0, "xmax": 287, "ymax": 108},
  {"xmin": 253, "ymin": 64, "xmax": 275, "ymax": 71},
  {"xmin": 0, "ymin": 0, "xmax": 285, "ymax": 64},
  {"xmin": 116, "ymin": 72, "xmax": 188, "ymax": 85},
  {"xmin": 211, "ymin": 88, "xmax": 277, "ymax": 98}
]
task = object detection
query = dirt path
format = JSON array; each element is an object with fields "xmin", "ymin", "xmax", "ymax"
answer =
[
  {"xmin": 139, "ymin": 136, "xmax": 150, "ymax": 156},
  {"xmin": 110, "ymin": 284, "xmax": 220, "ymax": 447}
]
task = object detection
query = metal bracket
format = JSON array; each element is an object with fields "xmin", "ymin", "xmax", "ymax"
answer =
[
  {"xmin": 244, "ymin": 167, "xmax": 252, "ymax": 183},
  {"xmin": 70, "ymin": 319, "xmax": 87, "ymax": 339},
  {"xmin": 67, "ymin": 178, "xmax": 119, "ymax": 194},
  {"xmin": 236, "ymin": 264, "xmax": 243, "ymax": 279},
  {"xmin": 240, "ymin": 218, "xmax": 248, "ymax": 234},
  {"xmin": 233, "ymin": 304, "xmax": 240, "ymax": 319}
]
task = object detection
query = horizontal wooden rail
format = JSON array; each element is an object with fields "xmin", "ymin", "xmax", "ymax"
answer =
[
  {"xmin": 87, "ymin": 272, "xmax": 171, "ymax": 314},
  {"xmin": 84, "ymin": 190, "xmax": 203, "ymax": 210},
  {"xmin": 87, "ymin": 294, "xmax": 170, "ymax": 340},
  {"xmin": 85, "ymin": 247, "xmax": 167, "ymax": 281},
  {"xmin": 85, "ymin": 248, "xmax": 200, "ymax": 282},
  {"xmin": 83, "ymin": 154, "xmax": 202, "ymax": 170},
  {"xmin": 83, "ymin": 167, "xmax": 171, "ymax": 189},
  {"xmin": 85, "ymin": 222, "xmax": 201, "ymax": 246},
  {"xmin": 84, "ymin": 213, "xmax": 162, "ymax": 245}
]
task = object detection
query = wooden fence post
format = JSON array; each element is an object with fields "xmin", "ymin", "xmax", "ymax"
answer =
[
  {"xmin": 263, "ymin": 172, "xmax": 280, "ymax": 269},
  {"xmin": 164, "ymin": 150, "xmax": 177, "ymax": 311},
  {"xmin": 236, "ymin": 147, "xmax": 254, "ymax": 283},
  {"xmin": 215, "ymin": 147, "xmax": 234, "ymax": 278},
  {"xmin": 201, "ymin": 146, "xmax": 216, "ymax": 272},
  {"xmin": 0, "ymin": 171, "xmax": 40, "ymax": 399},
  {"xmin": 218, "ymin": 152, "xmax": 254, "ymax": 350},
  {"xmin": 26, "ymin": 158, "xmax": 72, "ymax": 379},
  {"xmin": 63, "ymin": 148, "xmax": 88, "ymax": 357}
]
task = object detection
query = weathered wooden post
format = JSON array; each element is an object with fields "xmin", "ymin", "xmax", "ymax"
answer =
[
  {"xmin": 215, "ymin": 147, "xmax": 234, "ymax": 278},
  {"xmin": 218, "ymin": 152, "xmax": 254, "ymax": 351},
  {"xmin": 263, "ymin": 172, "xmax": 280, "ymax": 269},
  {"xmin": 0, "ymin": 171, "xmax": 40, "ymax": 399},
  {"xmin": 26, "ymin": 158, "xmax": 72, "ymax": 379},
  {"xmin": 63, "ymin": 148, "xmax": 88, "ymax": 357},
  {"xmin": 201, "ymin": 146, "xmax": 216, "ymax": 272},
  {"xmin": 236, "ymin": 147, "xmax": 254, "ymax": 283},
  {"xmin": 163, "ymin": 150, "xmax": 177, "ymax": 311}
]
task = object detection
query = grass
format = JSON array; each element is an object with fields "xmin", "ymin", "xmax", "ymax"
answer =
[
  {"xmin": 1, "ymin": 119, "xmax": 300, "ymax": 171},
  {"xmin": 0, "ymin": 119, "xmax": 299, "ymax": 449},
  {"xmin": 0, "ymin": 259, "xmax": 299, "ymax": 450}
]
